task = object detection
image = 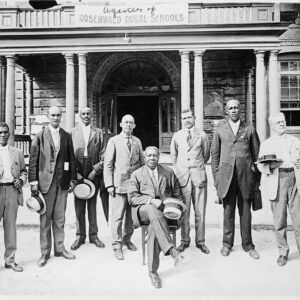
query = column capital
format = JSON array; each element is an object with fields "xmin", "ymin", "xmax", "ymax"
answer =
[
  {"xmin": 254, "ymin": 50, "xmax": 266, "ymax": 57},
  {"xmin": 194, "ymin": 49, "xmax": 206, "ymax": 57},
  {"xmin": 269, "ymin": 49, "xmax": 280, "ymax": 57},
  {"xmin": 179, "ymin": 50, "xmax": 190, "ymax": 56},
  {"xmin": 78, "ymin": 52, "xmax": 88, "ymax": 65},
  {"xmin": 5, "ymin": 55, "xmax": 16, "ymax": 65},
  {"xmin": 63, "ymin": 52, "xmax": 74, "ymax": 62}
]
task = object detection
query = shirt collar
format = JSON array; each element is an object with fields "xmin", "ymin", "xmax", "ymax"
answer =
[
  {"xmin": 121, "ymin": 132, "xmax": 132, "ymax": 138},
  {"xmin": 48, "ymin": 124, "xmax": 60, "ymax": 133},
  {"xmin": 0, "ymin": 144, "xmax": 8, "ymax": 150},
  {"xmin": 80, "ymin": 122, "xmax": 91, "ymax": 129},
  {"xmin": 228, "ymin": 119, "xmax": 240, "ymax": 127}
]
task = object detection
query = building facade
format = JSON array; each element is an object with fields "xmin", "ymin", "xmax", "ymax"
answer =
[{"xmin": 0, "ymin": 1, "xmax": 299, "ymax": 152}]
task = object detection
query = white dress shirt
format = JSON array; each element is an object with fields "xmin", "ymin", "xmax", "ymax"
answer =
[
  {"xmin": 0, "ymin": 145, "xmax": 14, "ymax": 183},
  {"xmin": 81, "ymin": 123, "xmax": 91, "ymax": 157},
  {"xmin": 259, "ymin": 134, "xmax": 300, "ymax": 169},
  {"xmin": 228, "ymin": 119, "xmax": 240, "ymax": 136},
  {"xmin": 48, "ymin": 125, "xmax": 60, "ymax": 152}
]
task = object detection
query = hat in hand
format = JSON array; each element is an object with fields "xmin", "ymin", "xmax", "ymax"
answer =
[
  {"xmin": 73, "ymin": 179, "xmax": 96, "ymax": 200},
  {"xmin": 26, "ymin": 191, "xmax": 46, "ymax": 215},
  {"xmin": 257, "ymin": 154, "xmax": 283, "ymax": 164},
  {"xmin": 163, "ymin": 198, "xmax": 186, "ymax": 220}
]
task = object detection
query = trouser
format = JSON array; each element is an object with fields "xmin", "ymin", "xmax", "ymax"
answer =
[
  {"xmin": 0, "ymin": 185, "xmax": 19, "ymax": 264},
  {"xmin": 40, "ymin": 179, "xmax": 68, "ymax": 256},
  {"xmin": 138, "ymin": 204, "xmax": 173, "ymax": 273},
  {"xmin": 180, "ymin": 179, "xmax": 207, "ymax": 245},
  {"xmin": 110, "ymin": 193, "xmax": 134, "ymax": 249},
  {"xmin": 222, "ymin": 171, "xmax": 254, "ymax": 252},
  {"xmin": 270, "ymin": 169, "xmax": 300, "ymax": 256},
  {"xmin": 74, "ymin": 188, "xmax": 99, "ymax": 240}
]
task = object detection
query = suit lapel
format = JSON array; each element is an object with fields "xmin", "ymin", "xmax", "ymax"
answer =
[
  {"xmin": 235, "ymin": 121, "xmax": 246, "ymax": 139},
  {"xmin": 142, "ymin": 166, "xmax": 156, "ymax": 196},
  {"xmin": 8, "ymin": 146, "xmax": 17, "ymax": 178},
  {"xmin": 88, "ymin": 126, "xmax": 96, "ymax": 146},
  {"xmin": 157, "ymin": 165, "xmax": 166, "ymax": 196}
]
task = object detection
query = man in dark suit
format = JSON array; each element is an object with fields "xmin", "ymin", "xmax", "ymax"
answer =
[
  {"xmin": 211, "ymin": 99, "xmax": 260, "ymax": 259},
  {"xmin": 0, "ymin": 122, "xmax": 27, "ymax": 272},
  {"xmin": 29, "ymin": 106, "xmax": 77, "ymax": 267},
  {"xmin": 104, "ymin": 114, "xmax": 144, "ymax": 260},
  {"xmin": 128, "ymin": 146, "xmax": 183, "ymax": 289},
  {"xmin": 70, "ymin": 107, "xmax": 106, "ymax": 250}
]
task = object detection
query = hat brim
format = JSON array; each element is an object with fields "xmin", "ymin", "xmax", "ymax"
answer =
[
  {"xmin": 26, "ymin": 192, "xmax": 46, "ymax": 215},
  {"xmin": 73, "ymin": 179, "xmax": 96, "ymax": 200},
  {"xmin": 256, "ymin": 158, "xmax": 283, "ymax": 164}
]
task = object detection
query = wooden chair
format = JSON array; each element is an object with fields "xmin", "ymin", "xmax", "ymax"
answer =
[{"xmin": 141, "ymin": 219, "xmax": 179, "ymax": 265}]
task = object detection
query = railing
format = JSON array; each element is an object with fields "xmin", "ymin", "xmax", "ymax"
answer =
[
  {"xmin": 0, "ymin": 3, "xmax": 279, "ymax": 29},
  {"xmin": 14, "ymin": 134, "xmax": 31, "ymax": 159}
]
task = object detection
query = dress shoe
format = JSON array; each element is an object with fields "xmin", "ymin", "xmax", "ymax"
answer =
[
  {"xmin": 37, "ymin": 255, "xmax": 49, "ymax": 267},
  {"xmin": 248, "ymin": 249, "xmax": 260, "ymax": 260},
  {"xmin": 196, "ymin": 243, "xmax": 210, "ymax": 254},
  {"xmin": 54, "ymin": 249, "xmax": 76, "ymax": 260},
  {"xmin": 90, "ymin": 237, "xmax": 105, "ymax": 248},
  {"xmin": 177, "ymin": 242, "xmax": 190, "ymax": 253},
  {"xmin": 4, "ymin": 262, "xmax": 23, "ymax": 272},
  {"xmin": 149, "ymin": 272, "xmax": 162, "ymax": 289},
  {"xmin": 114, "ymin": 248, "xmax": 124, "ymax": 260},
  {"xmin": 123, "ymin": 240, "xmax": 137, "ymax": 251},
  {"xmin": 277, "ymin": 255, "xmax": 288, "ymax": 266},
  {"xmin": 220, "ymin": 246, "xmax": 231, "ymax": 256},
  {"xmin": 71, "ymin": 238, "xmax": 85, "ymax": 250},
  {"xmin": 170, "ymin": 247, "xmax": 184, "ymax": 266}
]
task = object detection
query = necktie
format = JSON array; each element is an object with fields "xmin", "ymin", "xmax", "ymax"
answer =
[
  {"xmin": 187, "ymin": 129, "xmax": 192, "ymax": 148},
  {"xmin": 127, "ymin": 137, "xmax": 131, "ymax": 152}
]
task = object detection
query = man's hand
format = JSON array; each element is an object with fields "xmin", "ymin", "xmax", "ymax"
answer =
[
  {"xmin": 69, "ymin": 180, "xmax": 77, "ymax": 193},
  {"xmin": 87, "ymin": 169, "xmax": 97, "ymax": 181},
  {"xmin": 150, "ymin": 198, "xmax": 162, "ymax": 208},
  {"xmin": 13, "ymin": 178, "xmax": 23, "ymax": 191},
  {"xmin": 107, "ymin": 186, "xmax": 115, "ymax": 197},
  {"xmin": 31, "ymin": 183, "xmax": 39, "ymax": 196},
  {"xmin": 77, "ymin": 173, "xmax": 83, "ymax": 181}
]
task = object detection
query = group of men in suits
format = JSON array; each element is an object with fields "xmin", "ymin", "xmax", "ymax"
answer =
[{"xmin": 2, "ymin": 99, "xmax": 300, "ymax": 289}]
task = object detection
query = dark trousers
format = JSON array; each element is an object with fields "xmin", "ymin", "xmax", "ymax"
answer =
[
  {"xmin": 74, "ymin": 189, "xmax": 99, "ymax": 240},
  {"xmin": 40, "ymin": 178, "xmax": 68, "ymax": 256},
  {"xmin": 0, "ymin": 185, "xmax": 19, "ymax": 264},
  {"xmin": 138, "ymin": 205, "xmax": 173, "ymax": 273},
  {"xmin": 222, "ymin": 170, "xmax": 254, "ymax": 252}
]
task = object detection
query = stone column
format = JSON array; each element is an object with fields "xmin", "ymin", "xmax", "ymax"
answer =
[
  {"xmin": 268, "ymin": 50, "xmax": 280, "ymax": 115},
  {"xmin": 246, "ymin": 67, "xmax": 254, "ymax": 124},
  {"xmin": 5, "ymin": 55, "xmax": 16, "ymax": 144},
  {"xmin": 64, "ymin": 53, "xmax": 75, "ymax": 132},
  {"xmin": 0, "ymin": 56, "xmax": 6, "ymax": 122},
  {"xmin": 25, "ymin": 72, "xmax": 33, "ymax": 135},
  {"xmin": 255, "ymin": 50, "xmax": 267, "ymax": 141},
  {"xmin": 193, "ymin": 50, "xmax": 205, "ymax": 129},
  {"xmin": 78, "ymin": 52, "xmax": 88, "ymax": 110},
  {"xmin": 180, "ymin": 50, "xmax": 190, "ymax": 111}
]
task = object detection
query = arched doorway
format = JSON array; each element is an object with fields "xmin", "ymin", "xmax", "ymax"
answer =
[{"xmin": 94, "ymin": 53, "xmax": 180, "ymax": 151}]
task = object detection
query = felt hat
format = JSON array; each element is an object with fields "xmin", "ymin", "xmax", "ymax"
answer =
[
  {"xmin": 26, "ymin": 192, "xmax": 46, "ymax": 215},
  {"xmin": 163, "ymin": 198, "xmax": 186, "ymax": 220},
  {"xmin": 73, "ymin": 179, "xmax": 96, "ymax": 200}
]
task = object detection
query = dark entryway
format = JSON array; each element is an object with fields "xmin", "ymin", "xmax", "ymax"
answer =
[{"xmin": 117, "ymin": 96, "xmax": 159, "ymax": 148}]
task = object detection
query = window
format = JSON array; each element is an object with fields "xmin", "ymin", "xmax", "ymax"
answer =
[{"xmin": 280, "ymin": 60, "xmax": 300, "ymax": 126}]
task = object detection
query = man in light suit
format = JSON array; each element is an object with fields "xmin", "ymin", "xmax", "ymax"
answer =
[
  {"xmin": 29, "ymin": 106, "xmax": 77, "ymax": 267},
  {"xmin": 211, "ymin": 99, "xmax": 261, "ymax": 259},
  {"xmin": 257, "ymin": 112, "xmax": 300, "ymax": 266},
  {"xmin": 104, "ymin": 114, "xmax": 144, "ymax": 260},
  {"xmin": 70, "ymin": 107, "xmax": 106, "ymax": 250},
  {"xmin": 0, "ymin": 122, "xmax": 27, "ymax": 272},
  {"xmin": 128, "ymin": 146, "xmax": 183, "ymax": 288},
  {"xmin": 170, "ymin": 109, "xmax": 210, "ymax": 253}
]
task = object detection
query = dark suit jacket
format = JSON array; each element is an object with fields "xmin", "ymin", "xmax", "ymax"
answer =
[
  {"xmin": 28, "ymin": 126, "xmax": 76, "ymax": 194},
  {"xmin": 211, "ymin": 119, "xmax": 260, "ymax": 203},
  {"xmin": 128, "ymin": 164, "xmax": 183, "ymax": 228},
  {"xmin": 71, "ymin": 125, "xmax": 105, "ymax": 182}
]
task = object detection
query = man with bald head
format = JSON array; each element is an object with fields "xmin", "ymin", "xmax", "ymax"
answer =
[
  {"xmin": 104, "ymin": 114, "xmax": 144, "ymax": 260},
  {"xmin": 257, "ymin": 112, "xmax": 300, "ymax": 266},
  {"xmin": 70, "ymin": 107, "xmax": 106, "ymax": 250},
  {"xmin": 29, "ymin": 106, "xmax": 77, "ymax": 267},
  {"xmin": 211, "ymin": 99, "xmax": 261, "ymax": 259}
]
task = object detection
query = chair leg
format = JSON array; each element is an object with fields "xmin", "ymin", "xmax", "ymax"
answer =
[{"xmin": 141, "ymin": 226, "xmax": 146, "ymax": 265}]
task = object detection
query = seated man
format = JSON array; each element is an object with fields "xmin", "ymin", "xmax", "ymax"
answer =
[{"xmin": 128, "ymin": 146, "xmax": 183, "ymax": 289}]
